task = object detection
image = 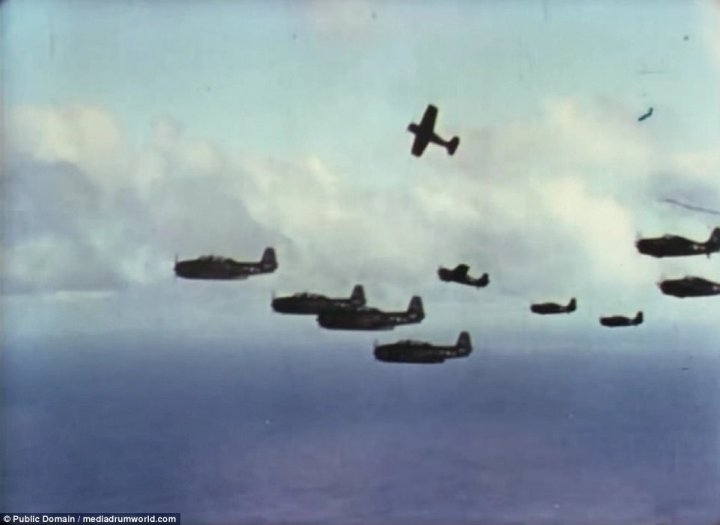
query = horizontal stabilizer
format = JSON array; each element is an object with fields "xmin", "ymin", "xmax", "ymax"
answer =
[{"xmin": 447, "ymin": 136, "xmax": 460, "ymax": 155}]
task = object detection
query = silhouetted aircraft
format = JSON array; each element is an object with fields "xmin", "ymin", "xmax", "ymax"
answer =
[
  {"xmin": 174, "ymin": 247, "xmax": 277, "ymax": 280},
  {"xmin": 658, "ymin": 276, "xmax": 720, "ymax": 298},
  {"xmin": 408, "ymin": 104, "xmax": 460, "ymax": 157},
  {"xmin": 636, "ymin": 228, "xmax": 720, "ymax": 258},
  {"xmin": 638, "ymin": 107, "xmax": 653, "ymax": 122},
  {"xmin": 437, "ymin": 264, "xmax": 489, "ymax": 288},
  {"xmin": 530, "ymin": 298, "xmax": 577, "ymax": 315},
  {"xmin": 272, "ymin": 285, "xmax": 365, "ymax": 314},
  {"xmin": 317, "ymin": 296, "xmax": 424, "ymax": 330},
  {"xmin": 600, "ymin": 311, "xmax": 643, "ymax": 327},
  {"xmin": 374, "ymin": 332, "xmax": 472, "ymax": 364}
]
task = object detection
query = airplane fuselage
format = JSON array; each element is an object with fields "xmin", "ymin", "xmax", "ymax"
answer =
[
  {"xmin": 317, "ymin": 308, "xmax": 422, "ymax": 331},
  {"xmin": 272, "ymin": 296, "xmax": 359, "ymax": 315},
  {"xmin": 636, "ymin": 237, "xmax": 716, "ymax": 258},
  {"xmin": 531, "ymin": 304, "xmax": 572, "ymax": 314},
  {"xmin": 374, "ymin": 343, "xmax": 467, "ymax": 364},
  {"xmin": 317, "ymin": 309, "xmax": 398, "ymax": 330},
  {"xmin": 374, "ymin": 343, "xmax": 448, "ymax": 364},
  {"xmin": 174, "ymin": 259, "xmax": 276, "ymax": 280},
  {"xmin": 437, "ymin": 268, "xmax": 489, "ymax": 288},
  {"xmin": 599, "ymin": 314, "xmax": 643, "ymax": 327}
]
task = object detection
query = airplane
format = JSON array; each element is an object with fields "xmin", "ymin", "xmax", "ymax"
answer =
[
  {"xmin": 530, "ymin": 298, "xmax": 577, "ymax": 315},
  {"xmin": 658, "ymin": 276, "xmax": 720, "ymax": 298},
  {"xmin": 437, "ymin": 264, "xmax": 489, "ymax": 288},
  {"xmin": 174, "ymin": 247, "xmax": 277, "ymax": 280},
  {"xmin": 635, "ymin": 228, "xmax": 720, "ymax": 258},
  {"xmin": 407, "ymin": 104, "xmax": 460, "ymax": 157},
  {"xmin": 272, "ymin": 285, "xmax": 365, "ymax": 315},
  {"xmin": 374, "ymin": 332, "xmax": 472, "ymax": 364},
  {"xmin": 317, "ymin": 296, "xmax": 424, "ymax": 331},
  {"xmin": 638, "ymin": 107, "xmax": 653, "ymax": 122},
  {"xmin": 599, "ymin": 311, "xmax": 643, "ymax": 328}
]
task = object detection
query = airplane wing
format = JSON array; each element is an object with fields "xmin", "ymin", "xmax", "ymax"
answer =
[
  {"xmin": 411, "ymin": 135, "xmax": 429, "ymax": 157},
  {"xmin": 419, "ymin": 104, "xmax": 438, "ymax": 131},
  {"xmin": 410, "ymin": 105, "xmax": 438, "ymax": 156}
]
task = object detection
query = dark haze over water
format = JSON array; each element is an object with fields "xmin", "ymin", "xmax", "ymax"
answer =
[{"xmin": 2, "ymin": 337, "xmax": 720, "ymax": 525}]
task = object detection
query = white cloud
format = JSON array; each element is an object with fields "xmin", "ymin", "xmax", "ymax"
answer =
[
  {"xmin": 8, "ymin": 105, "xmax": 127, "ymax": 188},
  {"xmin": 3, "ymin": 99, "xmax": 718, "ymax": 335},
  {"xmin": 539, "ymin": 177, "xmax": 649, "ymax": 287}
]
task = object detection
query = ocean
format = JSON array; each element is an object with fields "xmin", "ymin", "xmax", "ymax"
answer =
[{"xmin": 3, "ymin": 336, "xmax": 719, "ymax": 525}]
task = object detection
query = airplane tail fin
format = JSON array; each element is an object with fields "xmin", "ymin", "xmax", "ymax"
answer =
[
  {"xmin": 447, "ymin": 136, "xmax": 460, "ymax": 155},
  {"xmin": 407, "ymin": 296, "xmax": 424, "ymax": 321},
  {"xmin": 707, "ymin": 228, "xmax": 720, "ymax": 254},
  {"xmin": 350, "ymin": 284, "xmax": 366, "ymax": 306},
  {"xmin": 634, "ymin": 311, "xmax": 644, "ymax": 325},
  {"xmin": 478, "ymin": 273, "xmax": 490, "ymax": 287},
  {"xmin": 567, "ymin": 298, "xmax": 577, "ymax": 312},
  {"xmin": 261, "ymin": 247, "xmax": 278, "ymax": 270},
  {"xmin": 173, "ymin": 254, "xmax": 179, "ymax": 280},
  {"xmin": 456, "ymin": 331, "xmax": 472, "ymax": 355}
]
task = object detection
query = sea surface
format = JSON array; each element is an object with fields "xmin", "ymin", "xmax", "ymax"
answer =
[{"xmin": 3, "ymin": 337, "xmax": 720, "ymax": 525}]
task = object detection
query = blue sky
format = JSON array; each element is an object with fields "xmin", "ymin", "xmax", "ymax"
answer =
[{"xmin": 2, "ymin": 0, "xmax": 720, "ymax": 344}]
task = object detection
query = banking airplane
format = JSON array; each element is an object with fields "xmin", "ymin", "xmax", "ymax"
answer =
[
  {"xmin": 408, "ymin": 104, "xmax": 460, "ymax": 157},
  {"xmin": 437, "ymin": 264, "xmax": 489, "ymax": 288}
]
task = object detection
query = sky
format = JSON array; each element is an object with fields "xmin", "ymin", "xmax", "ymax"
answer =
[
  {"xmin": 2, "ymin": 0, "xmax": 720, "ymax": 347},
  {"xmin": 2, "ymin": 1, "xmax": 720, "ymax": 523}
]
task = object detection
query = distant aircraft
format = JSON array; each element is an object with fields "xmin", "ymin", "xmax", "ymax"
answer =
[
  {"xmin": 174, "ymin": 247, "xmax": 277, "ymax": 280},
  {"xmin": 317, "ymin": 296, "xmax": 424, "ymax": 330},
  {"xmin": 374, "ymin": 331, "xmax": 472, "ymax": 364},
  {"xmin": 599, "ymin": 311, "xmax": 643, "ymax": 328},
  {"xmin": 638, "ymin": 107, "xmax": 653, "ymax": 122},
  {"xmin": 272, "ymin": 285, "xmax": 365, "ymax": 315},
  {"xmin": 530, "ymin": 298, "xmax": 577, "ymax": 315},
  {"xmin": 636, "ymin": 228, "xmax": 720, "ymax": 258},
  {"xmin": 407, "ymin": 104, "xmax": 460, "ymax": 157},
  {"xmin": 658, "ymin": 276, "xmax": 720, "ymax": 298},
  {"xmin": 437, "ymin": 264, "xmax": 489, "ymax": 288}
]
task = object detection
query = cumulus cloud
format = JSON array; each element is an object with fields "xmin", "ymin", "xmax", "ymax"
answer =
[
  {"xmin": 412, "ymin": 99, "xmax": 667, "ymax": 299},
  {"xmin": 3, "ymin": 97, "xmax": 718, "ymax": 333},
  {"xmin": 3, "ymin": 106, "xmax": 272, "ymax": 296},
  {"xmin": 7, "ymin": 105, "xmax": 127, "ymax": 188}
]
